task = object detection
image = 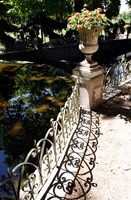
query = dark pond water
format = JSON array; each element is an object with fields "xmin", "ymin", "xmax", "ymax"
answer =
[{"xmin": 0, "ymin": 63, "xmax": 74, "ymax": 189}]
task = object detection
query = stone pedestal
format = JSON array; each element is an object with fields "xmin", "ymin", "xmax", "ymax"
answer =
[{"xmin": 72, "ymin": 61, "xmax": 104, "ymax": 109}]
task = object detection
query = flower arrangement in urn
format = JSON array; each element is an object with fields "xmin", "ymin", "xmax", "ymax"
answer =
[
  {"xmin": 67, "ymin": 7, "xmax": 108, "ymax": 31},
  {"xmin": 66, "ymin": 8, "xmax": 109, "ymax": 66}
]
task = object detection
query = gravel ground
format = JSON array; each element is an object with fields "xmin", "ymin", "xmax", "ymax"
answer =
[
  {"xmin": 87, "ymin": 93, "xmax": 131, "ymax": 200},
  {"xmin": 87, "ymin": 115, "xmax": 131, "ymax": 200}
]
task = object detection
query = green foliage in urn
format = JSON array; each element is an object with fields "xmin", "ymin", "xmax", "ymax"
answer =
[{"xmin": 67, "ymin": 7, "xmax": 109, "ymax": 31}]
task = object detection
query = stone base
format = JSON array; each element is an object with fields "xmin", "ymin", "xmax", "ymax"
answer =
[
  {"xmin": 72, "ymin": 63, "xmax": 104, "ymax": 109},
  {"xmin": 79, "ymin": 59, "xmax": 98, "ymax": 68}
]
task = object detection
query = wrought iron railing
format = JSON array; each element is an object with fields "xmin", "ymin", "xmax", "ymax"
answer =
[
  {"xmin": 1, "ymin": 57, "xmax": 130, "ymax": 199},
  {"xmin": 103, "ymin": 58, "xmax": 131, "ymax": 100},
  {"xmin": 0, "ymin": 80, "xmax": 80, "ymax": 200},
  {"xmin": 42, "ymin": 109, "xmax": 100, "ymax": 200},
  {"xmin": 105, "ymin": 59, "xmax": 131, "ymax": 87}
]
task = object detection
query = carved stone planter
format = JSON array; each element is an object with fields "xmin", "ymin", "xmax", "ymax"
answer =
[{"xmin": 78, "ymin": 27, "xmax": 102, "ymax": 67}]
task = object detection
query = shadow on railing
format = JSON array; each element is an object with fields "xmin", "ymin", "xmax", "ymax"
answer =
[
  {"xmin": 0, "ymin": 80, "xmax": 80, "ymax": 200},
  {"xmin": 41, "ymin": 108, "xmax": 100, "ymax": 200}
]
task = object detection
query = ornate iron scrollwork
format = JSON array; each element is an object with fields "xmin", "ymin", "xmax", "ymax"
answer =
[{"xmin": 43, "ymin": 108, "xmax": 100, "ymax": 200}]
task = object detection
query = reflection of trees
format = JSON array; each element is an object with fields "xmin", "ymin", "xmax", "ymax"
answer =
[{"xmin": 0, "ymin": 64, "xmax": 73, "ymax": 169}]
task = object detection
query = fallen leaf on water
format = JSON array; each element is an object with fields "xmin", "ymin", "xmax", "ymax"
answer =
[
  {"xmin": 10, "ymin": 122, "xmax": 23, "ymax": 137},
  {"xmin": 0, "ymin": 102, "xmax": 10, "ymax": 108},
  {"xmin": 35, "ymin": 104, "xmax": 49, "ymax": 113},
  {"xmin": 46, "ymin": 96, "xmax": 57, "ymax": 101},
  {"xmin": 30, "ymin": 76, "xmax": 45, "ymax": 81},
  {"xmin": 55, "ymin": 101, "xmax": 64, "ymax": 107}
]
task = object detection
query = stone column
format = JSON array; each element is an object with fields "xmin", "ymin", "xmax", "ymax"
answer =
[{"xmin": 72, "ymin": 60, "xmax": 104, "ymax": 109}]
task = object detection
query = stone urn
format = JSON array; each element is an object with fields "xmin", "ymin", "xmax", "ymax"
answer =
[
  {"xmin": 72, "ymin": 27, "xmax": 104, "ymax": 109},
  {"xmin": 78, "ymin": 27, "xmax": 102, "ymax": 67}
]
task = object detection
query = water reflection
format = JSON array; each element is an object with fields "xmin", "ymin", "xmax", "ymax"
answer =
[
  {"xmin": 0, "ymin": 151, "xmax": 8, "ymax": 176},
  {"xmin": 0, "ymin": 64, "xmax": 74, "ymax": 179}
]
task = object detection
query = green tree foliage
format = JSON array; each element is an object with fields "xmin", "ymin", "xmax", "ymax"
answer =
[
  {"xmin": 43, "ymin": 0, "xmax": 73, "ymax": 20},
  {"xmin": 71, "ymin": 0, "xmax": 121, "ymax": 19},
  {"xmin": 73, "ymin": 0, "xmax": 104, "ymax": 12},
  {"xmin": 4, "ymin": 0, "xmax": 73, "ymax": 23},
  {"xmin": 126, "ymin": 0, "xmax": 131, "ymax": 7},
  {"xmin": 73, "ymin": 0, "xmax": 84, "ymax": 12},
  {"xmin": 84, "ymin": 0, "xmax": 103, "ymax": 11},
  {"xmin": 104, "ymin": 0, "xmax": 121, "ymax": 18},
  {"xmin": 0, "ymin": 0, "xmax": 124, "ymax": 49},
  {"xmin": 0, "ymin": 1, "xmax": 10, "ymax": 17},
  {"xmin": 0, "ymin": 1, "xmax": 18, "ymax": 49},
  {"xmin": 3, "ymin": 0, "xmax": 122, "ymax": 24},
  {"xmin": 118, "ymin": 10, "xmax": 131, "ymax": 23},
  {"xmin": 4, "ymin": 0, "xmax": 45, "ymax": 23}
]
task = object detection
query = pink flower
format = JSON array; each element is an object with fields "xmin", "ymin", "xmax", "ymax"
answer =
[
  {"xmin": 75, "ymin": 12, "xmax": 79, "ymax": 16},
  {"xmin": 97, "ymin": 8, "xmax": 103, "ymax": 13},
  {"xmin": 77, "ymin": 25, "xmax": 82, "ymax": 29},
  {"xmin": 67, "ymin": 7, "xmax": 108, "ymax": 31},
  {"xmin": 97, "ymin": 14, "xmax": 101, "ymax": 18},
  {"xmin": 81, "ymin": 8, "xmax": 87, "ymax": 12}
]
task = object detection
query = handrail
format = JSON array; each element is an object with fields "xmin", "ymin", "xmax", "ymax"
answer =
[
  {"xmin": 104, "ymin": 59, "xmax": 131, "ymax": 88},
  {"xmin": 103, "ymin": 59, "xmax": 131, "ymax": 100}
]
